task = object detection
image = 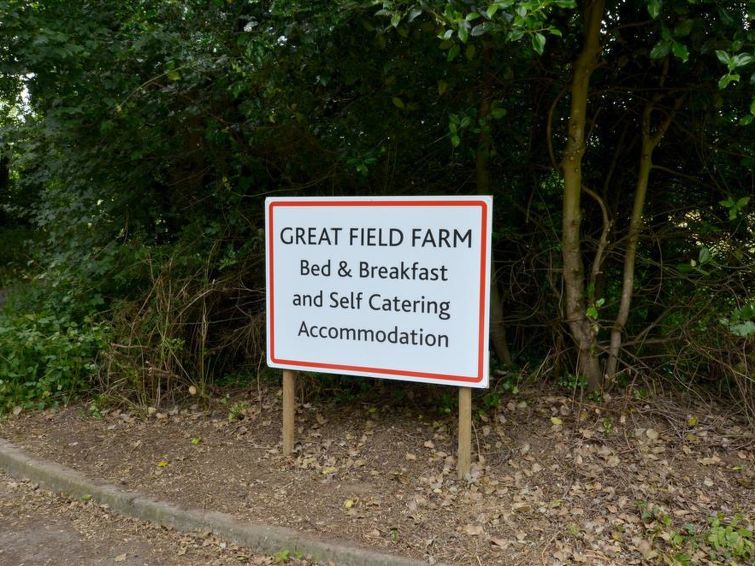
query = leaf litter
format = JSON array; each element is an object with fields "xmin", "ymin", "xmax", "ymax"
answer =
[{"xmin": 0, "ymin": 384, "xmax": 753, "ymax": 564}]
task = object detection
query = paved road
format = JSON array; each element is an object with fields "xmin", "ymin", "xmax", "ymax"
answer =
[{"xmin": 0, "ymin": 470, "xmax": 270, "ymax": 565}]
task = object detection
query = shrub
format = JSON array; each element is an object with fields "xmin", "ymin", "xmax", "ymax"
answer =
[{"xmin": 0, "ymin": 311, "xmax": 109, "ymax": 414}]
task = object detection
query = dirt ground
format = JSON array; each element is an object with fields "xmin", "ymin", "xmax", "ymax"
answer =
[
  {"xmin": 0, "ymin": 469, "xmax": 285, "ymax": 565},
  {"xmin": 1, "ymin": 381, "xmax": 754, "ymax": 565}
]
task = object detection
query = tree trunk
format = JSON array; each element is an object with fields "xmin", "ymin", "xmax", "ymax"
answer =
[
  {"xmin": 489, "ymin": 269, "xmax": 513, "ymax": 366},
  {"xmin": 606, "ymin": 96, "xmax": 681, "ymax": 379},
  {"xmin": 477, "ymin": 46, "xmax": 513, "ymax": 367},
  {"xmin": 560, "ymin": 0, "xmax": 605, "ymax": 391}
]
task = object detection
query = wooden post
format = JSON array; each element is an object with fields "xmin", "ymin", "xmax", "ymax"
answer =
[
  {"xmin": 458, "ymin": 386, "xmax": 472, "ymax": 479},
  {"xmin": 282, "ymin": 370, "xmax": 297, "ymax": 457}
]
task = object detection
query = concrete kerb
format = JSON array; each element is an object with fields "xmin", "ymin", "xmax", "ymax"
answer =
[{"xmin": 0, "ymin": 438, "xmax": 424, "ymax": 566}]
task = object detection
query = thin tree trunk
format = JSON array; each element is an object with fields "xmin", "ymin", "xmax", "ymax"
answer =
[
  {"xmin": 606, "ymin": 96, "xmax": 682, "ymax": 379},
  {"xmin": 560, "ymin": 0, "xmax": 605, "ymax": 391},
  {"xmin": 477, "ymin": 46, "xmax": 513, "ymax": 367},
  {"xmin": 489, "ymin": 269, "xmax": 513, "ymax": 366}
]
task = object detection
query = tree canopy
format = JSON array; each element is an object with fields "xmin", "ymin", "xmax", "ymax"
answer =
[{"xmin": 0, "ymin": 0, "xmax": 753, "ymax": 415}]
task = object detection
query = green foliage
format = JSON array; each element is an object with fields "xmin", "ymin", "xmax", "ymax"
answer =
[
  {"xmin": 707, "ymin": 513, "xmax": 754, "ymax": 562},
  {"xmin": 0, "ymin": 0, "xmax": 752, "ymax": 411},
  {"xmin": 720, "ymin": 302, "xmax": 755, "ymax": 338},
  {"xmin": 720, "ymin": 196, "xmax": 750, "ymax": 220},
  {"xmin": 227, "ymin": 401, "xmax": 250, "ymax": 422},
  {"xmin": 559, "ymin": 373, "xmax": 587, "ymax": 391},
  {"xmin": 0, "ymin": 311, "xmax": 109, "ymax": 414},
  {"xmin": 637, "ymin": 501, "xmax": 754, "ymax": 563}
]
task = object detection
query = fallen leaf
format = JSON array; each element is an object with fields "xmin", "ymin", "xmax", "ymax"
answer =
[
  {"xmin": 550, "ymin": 416, "xmax": 563, "ymax": 426},
  {"xmin": 463, "ymin": 524, "xmax": 484, "ymax": 536},
  {"xmin": 114, "ymin": 553, "xmax": 127, "ymax": 562},
  {"xmin": 606, "ymin": 455, "xmax": 620, "ymax": 467},
  {"xmin": 157, "ymin": 460, "xmax": 169, "ymax": 468},
  {"xmin": 343, "ymin": 498, "xmax": 356, "ymax": 509},
  {"xmin": 405, "ymin": 453, "xmax": 416, "ymax": 461},
  {"xmin": 636, "ymin": 539, "xmax": 656, "ymax": 560},
  {"xmin": 490, "ymin": 536, "xmax": 508, "ymax": 549},
  {"xmin": 645, "ymin": 428, "xmax": 659, "ymax": 441}
]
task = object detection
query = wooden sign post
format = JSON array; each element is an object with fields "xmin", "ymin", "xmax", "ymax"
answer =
[
  {"xmin": 282, "ymin": 370, "xmax": 297, "ymax": 456},
  {"xmin": 458, "ymin": 386, "xmax": 472, "ymax": 479},
  {"xmin": 265, "ymin": 196, "xmax": 492, "ymax": 475}
]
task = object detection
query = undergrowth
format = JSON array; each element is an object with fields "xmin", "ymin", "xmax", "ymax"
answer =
[
  {"xmin": 637, "ymin": 501, "xmax": 754, "ymax": 564},
  {"xmin": 0, "ymin": 310, "xmax": 109, "ymax": 414}
]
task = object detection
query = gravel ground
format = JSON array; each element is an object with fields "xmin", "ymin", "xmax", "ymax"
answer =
[{"xmin": 0, "ymin": 469, "xmax": 278, "ymax": 565}]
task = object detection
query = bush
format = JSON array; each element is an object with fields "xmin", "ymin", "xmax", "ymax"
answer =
[{"xmin": 0, "ymin": 311, "xmax": 109, "ymax": 414}]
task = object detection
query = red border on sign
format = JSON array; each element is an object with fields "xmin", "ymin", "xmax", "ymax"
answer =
[{"xmin": 267, "ymin": 199, "xmax": 488, "ymax": 383}]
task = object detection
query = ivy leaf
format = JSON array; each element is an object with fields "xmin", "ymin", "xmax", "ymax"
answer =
[
  {"xmin": 471, "ymin": 23, "xmax": 493, "ymax": 37},
  {"xmin": 647, "ymin": 0, "xmax": 662, "ymax": 19},
  {"xmin": 672, "ymin": 42, "xmax": 689, "ymax": 63},
  {"xmin": 437, "ymin": 80, "xmax": 448, "ymax": 96},
  {"xmin": 458, "ymin": 25, "xmax": 469, "ymax": 44},
  {"xmin": 532, "ymin": 33, "xmax": 546, "ymax": 55},
  {"xmin": 718, "ymin": 73, "xmax": 740, "ymax": 89},
  {"xmin": 447, "ymin": 44, "xmax": 460, "ymax": 61},
  {"xmin": 732, "ymin": 54, "xmax": 755, "ymax": 68},
  {"xmin": 650, "ymin": 41, "xmax": 671, "ymax": 60},
  {"xmin": 715, "ymin": 50, "xmax": 732, "ymax": 66},
  {"xmin": 391, "ymin": 96, "xmax": 405, "ymax": 109},
  {"xmin": 729, "ymin": 321, "xmax": 755, "ymax": 337},
  {"xmin": 698, "ymin": 246, "xmax": 712, "ymax": 266}
]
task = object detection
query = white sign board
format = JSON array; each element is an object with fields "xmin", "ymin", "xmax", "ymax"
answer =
[{"xmin": 266, "ymin": 196, "xmax": 492, "ymax": 388}]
